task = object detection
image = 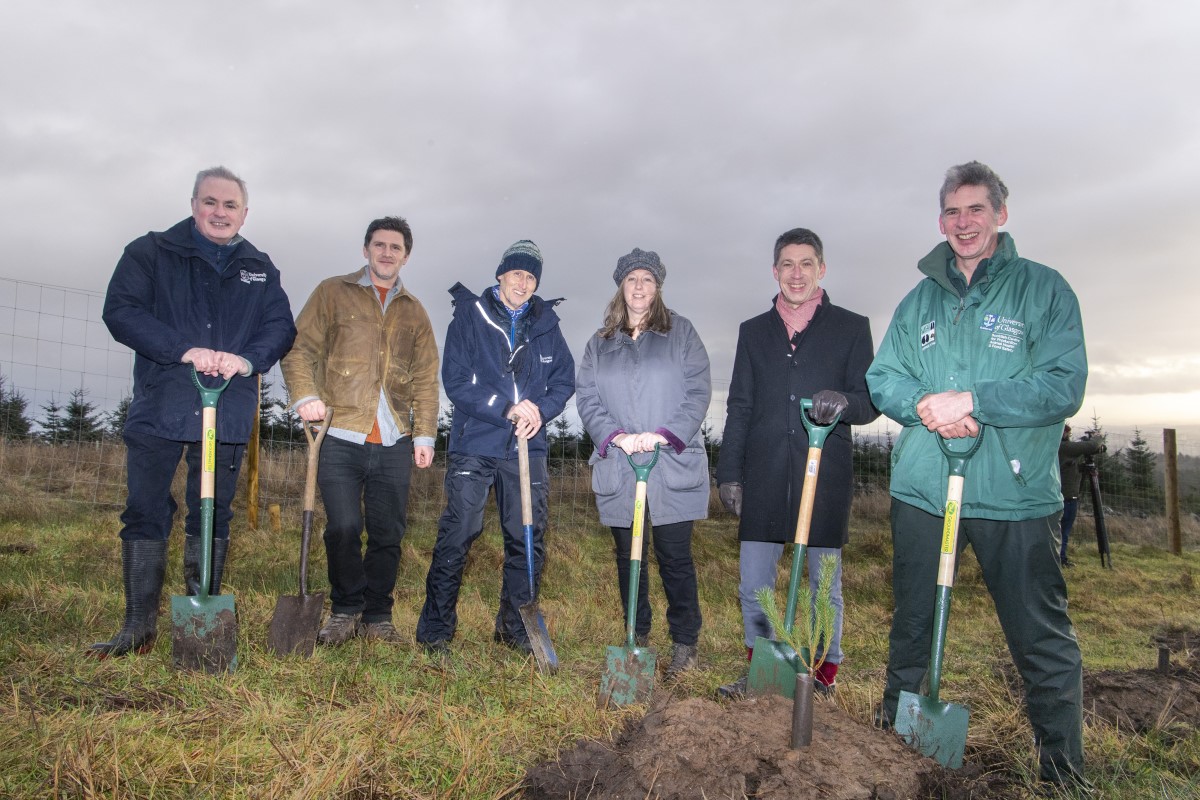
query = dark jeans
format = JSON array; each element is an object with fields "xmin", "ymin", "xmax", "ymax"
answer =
[
  {"xmin": 1059, "ymin": 497, "xmax": 1078, "ymax": 561},
  {"xmin": 885, "ymin": 499, "xmax": 1083, "ymax": 781},
  {"xmin": 317, "ymin": 436, "xmax": 413, "ymax": 623},
  {"xmin": 120, "ymin": 430, "xmax": 245, "ymax": 542},
  {"xmin": 416, "ymin": 453, "xmax": 548, "ymax": 645},
  {"xmin": 611, "ymin": 518, "xmax": 701, "ymax": 646}
]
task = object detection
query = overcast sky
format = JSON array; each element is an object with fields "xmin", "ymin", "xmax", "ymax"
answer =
[{"xmin": 2, "ymin": 1, "xmax": 1198, "ymax": 436}]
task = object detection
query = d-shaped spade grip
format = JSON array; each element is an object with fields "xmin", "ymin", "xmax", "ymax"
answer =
[
  {"xmin": 626, "ymin": 443, "xmax": 661, "ymax": 481},
  {"xmin": 937, "ymin": 427, "xmax": 985, "ymax": 478},
  {"xmin": 799, "ymin": 398, "xmax": 840, "ymax": 449}
]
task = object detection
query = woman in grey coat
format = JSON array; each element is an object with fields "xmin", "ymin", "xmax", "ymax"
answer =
[{"xmin": 576, "ymin": 248, "xmax": 712, "ymax": 677}]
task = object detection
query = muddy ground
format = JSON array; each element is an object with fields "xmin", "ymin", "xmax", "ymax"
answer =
[
  {"xmin": 525, "ymin": 630, "xmax": 1200, "ymax": 799},
  {"xmin": 1083, "ymin": 630, "xmax": 1200, "ymax": 737},
  {"xmin": 524, "ymin": 691, "xmax": 1006, "ymax": 800}
]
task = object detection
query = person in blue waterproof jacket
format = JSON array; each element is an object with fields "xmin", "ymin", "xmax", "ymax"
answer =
[
  {"xmin": 415, "ymin": 240, "xmax": 575, "ymax": 656},
  {"xmin": 92, "ymin": 166, "xmax": 296, "ymax": 657}
]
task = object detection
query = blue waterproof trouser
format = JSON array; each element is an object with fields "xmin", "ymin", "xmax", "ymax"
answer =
[{"xmin": 415, "ymin": 453, "xmax": 548, "ymax": 645}]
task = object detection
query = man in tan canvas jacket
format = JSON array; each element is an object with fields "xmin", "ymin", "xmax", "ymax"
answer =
[{"xmin": 282, "ymin": 215, "xmax": 440, "ymax": 645}]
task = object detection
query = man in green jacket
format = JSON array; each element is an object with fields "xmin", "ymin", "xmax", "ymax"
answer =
[
  {"xmin": 866, "ymin": 162, "xmax": 1088, "ymax": 788},
  {"xmin": 282, "ymin": 216, "xmax": 440, "ymax": 645}
]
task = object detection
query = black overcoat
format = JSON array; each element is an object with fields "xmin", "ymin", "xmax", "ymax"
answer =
[{"xmin": 715, "ymin": 293, "xmax": 878, "ymax": 547}]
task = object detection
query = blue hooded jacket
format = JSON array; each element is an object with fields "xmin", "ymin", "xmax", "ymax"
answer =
[
  {"xmin": 442, "ymin": 282, "xmax": 575, "ymax": 458},
  {"xmin": 103, "ymin": 218, "xmax": 296, "ymax": 443}
]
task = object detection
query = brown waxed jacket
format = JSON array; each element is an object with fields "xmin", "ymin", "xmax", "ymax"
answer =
[{"xmin": 282, "ymin": 268, "xmax": 440, "ymax": 439}]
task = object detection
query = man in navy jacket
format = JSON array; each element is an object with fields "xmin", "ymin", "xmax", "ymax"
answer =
[
  {"xmin": 92, "ymin": 166, "xmax": 296, "ymax": 657},
  {"xmin": 415, "ymin": 240, "xmax": 574, "ymax": 655}
]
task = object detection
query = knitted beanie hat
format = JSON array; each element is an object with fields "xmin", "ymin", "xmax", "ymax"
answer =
[
  {"xmin": 613, "ymin": 247, "xmax": 666, "ymax": 286},
  {"xmin": 496, "ymin": 239, "xmax": 543, "ymax": 285}
]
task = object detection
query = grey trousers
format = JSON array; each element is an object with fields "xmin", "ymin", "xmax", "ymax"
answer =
[{"xmin": 738, "ymin": 540, "xmax": 843, "ymax": 662}]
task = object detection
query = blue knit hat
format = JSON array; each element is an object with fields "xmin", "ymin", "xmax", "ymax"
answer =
[{"xmin": 496, "ymin": 239, "xmax": 543, "ymax": 285}]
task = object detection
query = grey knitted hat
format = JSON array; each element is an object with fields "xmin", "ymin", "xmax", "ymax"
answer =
[
  {"xmin": 613, "ymin": 248, "xmax": 666, "ymax": 286},
  {"xmin": 496, "ymin": 239, "xmax": 543, "ymax": 284}
]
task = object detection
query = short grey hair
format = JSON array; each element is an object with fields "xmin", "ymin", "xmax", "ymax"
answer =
[
  {"xmin": 939, "ymin": 161, "xmax": 1008, "ymax": 213},
  {"xmin": 192, "ymin": 165, "xmax": 248, "ymax": 206}
]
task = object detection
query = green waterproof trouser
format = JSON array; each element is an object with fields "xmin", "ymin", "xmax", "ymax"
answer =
[{"xmin": 884, "ymin": 499, "xmax": 1084, "ymax": 782}]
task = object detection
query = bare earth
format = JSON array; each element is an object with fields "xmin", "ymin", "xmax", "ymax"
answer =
[
  {"xmin": 524, "ymin": 691, "xmax": 990, "ymax": 800},
  {"xmin": 526, "ymin": 629, "xmax": 1200, "ymax": 799}
]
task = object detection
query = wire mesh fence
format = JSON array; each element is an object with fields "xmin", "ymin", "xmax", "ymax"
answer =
[{"xmin": 3, "ymin": 277, "xmax": 1198, "ymax": 548}]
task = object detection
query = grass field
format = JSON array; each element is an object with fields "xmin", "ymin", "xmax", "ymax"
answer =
[{"xmin": 1, "ymin": 452, "xmax": 1199, "ymax": 798}]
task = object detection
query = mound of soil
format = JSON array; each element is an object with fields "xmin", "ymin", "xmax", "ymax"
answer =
[
  {"xmin": 525, "ymin": 691, "xmax": 1006, "ymax": 800},
  {"xmin": 1084, "ymin": 636, "xmax": 1200, "ymax": 736}
]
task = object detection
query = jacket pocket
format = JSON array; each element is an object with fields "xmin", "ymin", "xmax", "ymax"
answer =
[
  {"xmin": 659, "ymin": 448, "xmax": 708, "ymax": 491},
  {"xmin": 891, "ymin": 427, "xmax": 912, "ymax": 469},
  {"xmin": 591, "ymin": 455, "xmax": 623, "ymax": 497}
]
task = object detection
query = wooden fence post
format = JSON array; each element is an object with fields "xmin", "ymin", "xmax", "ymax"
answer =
[{"xmin": 1164, "ymin": 429, "xmax": 1181, "ymax": 556}]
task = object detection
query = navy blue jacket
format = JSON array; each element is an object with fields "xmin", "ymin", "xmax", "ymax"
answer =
[
  {"xmin": 103, "ymin": 218, "xmax": 296, "ymax": 443},
  {"xmin": 442, "ymin": 283, "xmax": 575, "ymax": 458}
]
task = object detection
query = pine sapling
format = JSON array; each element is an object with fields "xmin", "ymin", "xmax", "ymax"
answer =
[{"xmin": 755, "ymin": 552, "xmax": 838, "ymax": 675}]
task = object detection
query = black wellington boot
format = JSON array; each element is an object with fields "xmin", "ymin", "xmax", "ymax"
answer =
[
  {"xmin": 89, "ymin": 539, "xmax": 168, "ymax": 657},
  {"xmin": 184, "ymin": 534, "xmax": 229, "ymax": 596}
]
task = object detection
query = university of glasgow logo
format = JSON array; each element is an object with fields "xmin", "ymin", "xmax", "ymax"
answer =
[{"xmin": 980, "ymin": 314, "xmax": 998, "ymax": 331}]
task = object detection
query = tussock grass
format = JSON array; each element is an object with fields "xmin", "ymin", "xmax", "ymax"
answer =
[{"xmin": 2, "ymin": 454, "xmax": 1199, "ymax": 798}]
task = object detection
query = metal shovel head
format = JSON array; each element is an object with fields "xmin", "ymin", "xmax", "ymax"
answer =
[
  {"xmin": 267, "ymin": 592, "xmax": 326, "ymax": 658},
  {"xmin": 894, "ymin": 688, "xmax": 969, "ymax": 769},
  {"xmin": 519, "ymin": 601, "xmax": 559, "ymax": 675},
  {"xmin": 598, "ymin": 644, "xmax": 656, "ymax": 708},
  {"xmin": 746, "ymin": 635, "xmax": 808, "ymax": 699},
  {"xmin": 171, "ymin": 594, "xmax": 237, "ymax": 673}
]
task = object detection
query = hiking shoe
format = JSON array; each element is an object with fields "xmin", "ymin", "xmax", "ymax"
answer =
[
  {"xmin": 1061, "ymin": 557, "xmax": 1074, "ymax": 568},
  {"xmin": 493, "ymin": 629, "xmax": 533, "ymax": 655},
  {"xmin": 717, "ymin": 672, "xmax": 748, "ymax": 700},
  {"xmin": 422, "ymin": 640, "xmax": 451, "ymax": 660},
  {"xmin": 317, "ymin": 613, "xmax": 361, "ymax": 646},
  {"xmin": 665, "ymin": 643, "xmax": 698, "ymax": 679},
  {"xmin": 361, "ymin": 620, "xmax": 403, "ymax": 643},
  {"xmin": 872, "ymin": 705, "xmax": 892, "ymax": 730},
  {"xmin": 815, "ymin": 679, "xmax": 837, "ymax": 697},
  {"xmin": 635, "ymin": 633, "xmax": 650, "ymax": 648},
  {"xmin": 1036, "ymin": 770, "xmax": 1095, "ymax": 797}
]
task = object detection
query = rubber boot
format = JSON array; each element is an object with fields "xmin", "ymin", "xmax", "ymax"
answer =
[
  {"xmin": 89, "ymin": 539, "xmax": 168, "ymax": 657},
  {"xmin": 184, "ymin": 534, "xmax": 228, "ymax": 596}
]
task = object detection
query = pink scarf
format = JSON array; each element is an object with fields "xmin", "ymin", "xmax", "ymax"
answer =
[{"xmin": 776, "ymin": 290, "xmax": 824, "ymax": 347}]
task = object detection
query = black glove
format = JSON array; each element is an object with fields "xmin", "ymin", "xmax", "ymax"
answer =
[
  {"xmin": 810, "ymin": 390, "xmax": 849, "ymax": 425},
  {"xmin": 719, "ymin": 482, "xmax": 743, "ymax": 517}
]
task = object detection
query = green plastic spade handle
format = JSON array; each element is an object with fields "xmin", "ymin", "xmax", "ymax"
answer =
[
  {"xmin": 937, "ymin": 428, "xmax": 984, "ymax": 478},
  {"xmin": 927, "ymin": 425, "xmax": 985, "ymax": 702},
  {"xmin": 623, "ymin": 444, "xmax": 660, "ymax": 648},
  {"xmin": 798, "ymin": 397, "xmax": 840, "ymax": 449},
  {"xmin": 625, "ymin": 444, "xmax": 661, "ymax": 482},
  {"xmin": 190, "ymin": 368, "xmax": 230, "ymax": 599}
]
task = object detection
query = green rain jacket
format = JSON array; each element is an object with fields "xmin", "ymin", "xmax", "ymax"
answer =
[{"xmin": 866, "ymin": 233, "xmax": 1087, "ymax": 520}]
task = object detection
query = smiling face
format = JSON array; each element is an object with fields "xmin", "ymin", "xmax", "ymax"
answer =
[
  {"xmin": 497, "ymin": 269, "xmax": 537, "ymax": 310},
  {"xmin": 190, "ymin": 178, "xmax": 248, "ymax": 245},
  {"xmin": 938, "ymin": 184, "xmax": 1008, "ymax": 275},
  {"xmin": 773, "ymin": 243, "xmax": 825, "ymax": 307},
  {"xmin": 363, "ymin": 229, "xmax": 409, "ymax": 287},
  {"xmin": 622, "ymin": 268, "xmax": 658, "ymax": 324}
]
